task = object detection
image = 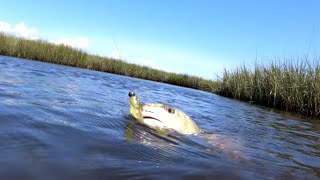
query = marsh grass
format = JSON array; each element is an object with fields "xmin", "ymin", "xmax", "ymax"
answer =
[
  {"xmin": 0, "ymin": 33, "xmax": 217, "ymax": 92},
  {"xmin": 1, "ymin": 33, "xmax": 319, "ymax": 118},
  {"xmin": 218, "ymin": 59, "xmax": 320, "ymax": 117}
]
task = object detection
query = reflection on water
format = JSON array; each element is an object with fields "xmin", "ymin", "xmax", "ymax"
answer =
[{"xmin": 0, "ymin": 56, "xmax": 319, "ymax": 179}]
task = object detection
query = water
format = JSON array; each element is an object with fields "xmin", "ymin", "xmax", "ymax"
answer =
[{"xmin": 0, "ymin": 55, "xmax": 319, "ymax": 179}]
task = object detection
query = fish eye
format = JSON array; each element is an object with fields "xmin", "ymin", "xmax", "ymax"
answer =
[
  {"xmin": 128, "ymin": 91, "xmax": 135, "ymax": 97},
  {"xmin": 165, "ymin": 106, "xmax": 175, "ymax": 114}
]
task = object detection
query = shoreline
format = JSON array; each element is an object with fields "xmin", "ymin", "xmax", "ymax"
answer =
[{"xmin": 1, "ymin": 33, "xmax": 318, "ymax": 119}]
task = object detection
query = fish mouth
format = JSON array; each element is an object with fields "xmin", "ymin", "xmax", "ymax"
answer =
[{"xmin": 143, "ymin": 116, "xmax": 162, "ymax": 122}]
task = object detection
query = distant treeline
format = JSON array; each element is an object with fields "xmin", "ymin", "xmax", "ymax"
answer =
[{"xmin": 0, "ymin": 33, "xmax": 319, "ymax": 118}]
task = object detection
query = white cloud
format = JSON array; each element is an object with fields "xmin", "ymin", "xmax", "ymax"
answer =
[
  {"xmin": 135, "ymin": 58, "xmax": 161, "ymax": 69},
  {"xmin": 110, "ymin": 49, "xmax": 121, "ymax": 59},
  {"xmin": 0, "ymin": 21, "xmax": 38, "ymax": 39},
  {"xmin": 108, "ymin": 49, "xmax": 163, "ymax": 70},
  {"xmin": 109, "ymin": 49, "xmax": 132, "ymax": 61},
  {"xmin": 0, "ymin": 21, "xmax": 11, "ymax": 32},
  {"xmin": 14, "ymin": 22, "xmax": 37, "ymax": 38},
  {"xmin": 0, "ymin": 21, "xmax": 89, "ymax": 49},
  {"xmin": 50, "ymin": 37, "xmax": 89, "ymax": 49}
]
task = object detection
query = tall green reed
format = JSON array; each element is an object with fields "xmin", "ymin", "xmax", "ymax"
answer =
[{"xmin": 218, "ymin": 59, "xmax": 320, "ymax": 117}]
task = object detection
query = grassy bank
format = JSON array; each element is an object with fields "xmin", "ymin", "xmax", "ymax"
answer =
[
  {"xmin": 217, "ymin": 61, "xmax": 320, "ymax": 118},
  {"xmin": 1, "ymin": 33, "xmax": 319, "ymax": 118},
  {"xmin": 0, "ymin": 33, "xmax": 217, "ymax": 92}
]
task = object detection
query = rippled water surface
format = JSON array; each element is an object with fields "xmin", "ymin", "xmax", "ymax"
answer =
[{"xmin": 0, "ymin": 56, "xmax": 320, "ymax": 179}]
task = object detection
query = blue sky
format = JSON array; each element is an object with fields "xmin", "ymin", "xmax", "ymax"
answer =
[{"xmin": 1, "ymin": 0, "xmax": 319, "ymax": 79}]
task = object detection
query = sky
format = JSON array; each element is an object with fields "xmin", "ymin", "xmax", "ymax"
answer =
[{"xmin": 0, "ymin": 0, "xmax": 319, "ymax": 79}]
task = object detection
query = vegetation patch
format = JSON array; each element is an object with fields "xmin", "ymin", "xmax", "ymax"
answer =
[
  {"xmin": 0, "ymin": 33, "xmax": 217, "ymax": 92},
  {"xmin": 1, "ymin": 33, "xmax": 319, "ymax": 118},
  {"xmin": 218, "ymin": 61, "xmax": 320, "ymax": 117}
]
